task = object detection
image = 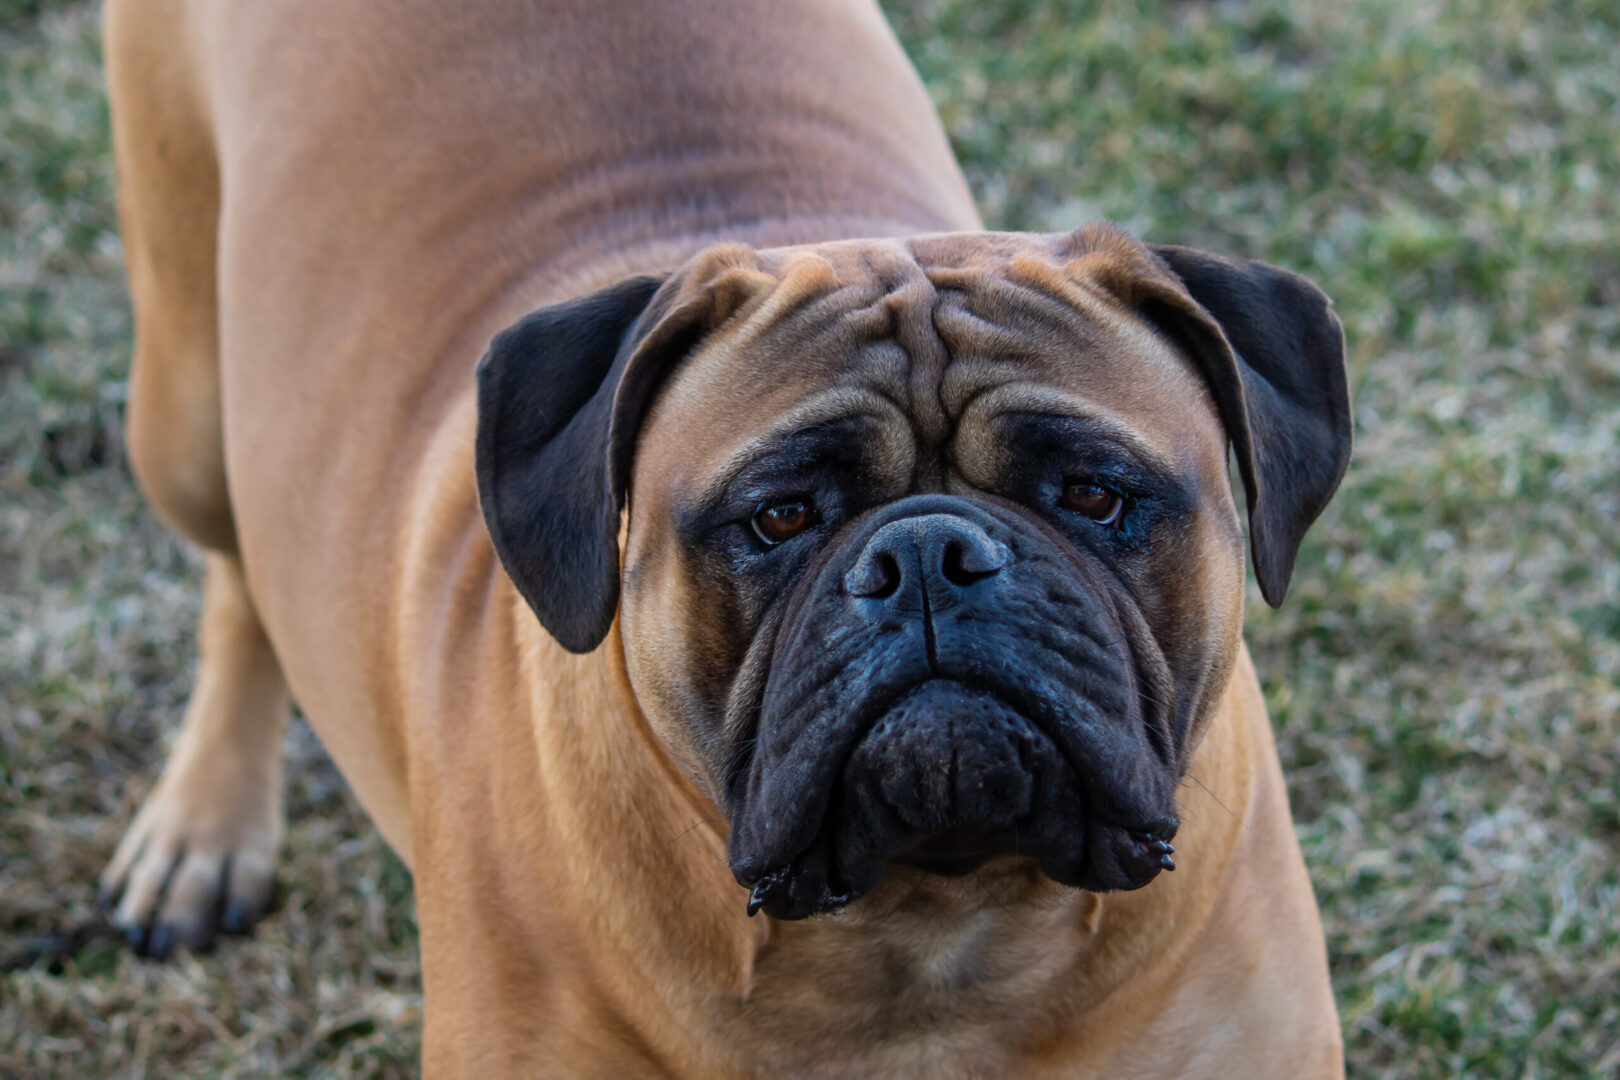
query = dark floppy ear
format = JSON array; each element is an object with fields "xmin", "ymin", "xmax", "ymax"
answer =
[
  {"xmin": 475, "ymin": 274, "xmax": 667, "ymax": 652},
  {"xmin": 1146, "ymin": 244, "xmax": 1352, "ymax": 606},
  {"xmin": 475, "ymin": 248, "xmax": 771, "ymax": 652}
]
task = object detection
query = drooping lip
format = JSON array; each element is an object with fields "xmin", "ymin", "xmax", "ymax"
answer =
[
  {"xmin": 739, "ymin": 661, "xmax": 1115, "ymax": 808},
  {"xmin": 727, "ymin": 676, "xmax": 1028, "ymax": 885},
  {"xmin": 731, "ymin": 673, "xmax": 1181, "ymax": 919},
  {"xmin": 729, "ymin": 671, "xmax": 1165, "ymax": 886}
]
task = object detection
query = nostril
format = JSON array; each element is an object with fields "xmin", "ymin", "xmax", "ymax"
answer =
[
  {"xmin": 941, "ymin": 542, "xmax": 978, "ymax": 587},
  {"xmin": 846, "ymin": 552, "xmax": 901, "ymax": 599},
  {"xmin": 941, "ymin": 536, "xmax": 1008, "ymax": 587},
  {"xmin": 869, "ymin": 555, "xmax": 900, "ymax": 599}
]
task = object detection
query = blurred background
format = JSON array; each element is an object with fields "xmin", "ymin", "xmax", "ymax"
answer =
[{"xmin": 1, "ymin": 0, "xmax": 1615, "ymax": 1075}]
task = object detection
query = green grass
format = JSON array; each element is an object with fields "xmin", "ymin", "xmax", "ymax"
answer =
[{"xmin": 2, "ymin": 0, "xmax": 1616, "ymax": 1076}]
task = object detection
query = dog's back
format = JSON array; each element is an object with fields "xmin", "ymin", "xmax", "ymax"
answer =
[{"xmin": 120, "ymin": 0, "xmax": 979, "ymax": 845}]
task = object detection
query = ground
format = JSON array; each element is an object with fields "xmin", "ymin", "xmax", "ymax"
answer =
[{"xmin": 1, "ymin": 0, "xmax": 1616, "ymax": 1076}]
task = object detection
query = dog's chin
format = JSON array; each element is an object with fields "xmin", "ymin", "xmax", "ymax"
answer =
[{"xmin": 736, "ymin": 680, "xmax": 1178, "ymax": 921}]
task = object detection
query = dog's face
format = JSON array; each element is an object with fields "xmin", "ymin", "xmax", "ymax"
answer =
[{"xmin": 476, "ymin": 225, "xmax": 1350, "ymax": 918}]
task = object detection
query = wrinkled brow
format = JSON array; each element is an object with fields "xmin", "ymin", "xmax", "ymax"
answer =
[
  {"xmin": 674, "ymin": 412, "xmax": 892, "ymax": 535},
  {"xmin": 951, "ymin": 372, "xmax": 1191, "ymax": 474},
  {"xmin": 991, "ymin": 409, "xmax": 1183, "ymax": 477}
]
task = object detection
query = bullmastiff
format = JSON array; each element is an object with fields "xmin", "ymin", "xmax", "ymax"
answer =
[{"xmin": 97, "ymin": 0, "xmax": 1351, "ymax": 1074}]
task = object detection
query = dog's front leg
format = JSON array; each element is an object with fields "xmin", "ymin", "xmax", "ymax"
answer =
[{"xmin": 99, "ymin": 553, "xmax": 289, "ymax": 958}]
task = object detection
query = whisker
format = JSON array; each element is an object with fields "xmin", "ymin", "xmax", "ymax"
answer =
[
  {"xmin": 1182, "ymin": 771, "xmax": 1256, "ymax": 837},
  {"xmin": 877, "ymin": 870, "xmax": 932, "ymax": 919},
  {"xmin": 669, "ymin": 815, "xmax": 727, "ymax": 844},
  {"xmin": 971, "ymin": 869, "xmax": 1036, "ymax": 934}
]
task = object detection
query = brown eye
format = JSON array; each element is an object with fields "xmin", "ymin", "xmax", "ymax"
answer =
[
  {"xmin": 751, "ymin": 498, "xmax": 815, "ymax": 545},
  {"xmin": 1061, "ymin": 478, "xmax": 1124, "ymax": 526}
]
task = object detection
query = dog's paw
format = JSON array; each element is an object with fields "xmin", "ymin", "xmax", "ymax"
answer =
[{"xmin": 98, "ymin": 763, "xmax": 282, "ymax": 960}]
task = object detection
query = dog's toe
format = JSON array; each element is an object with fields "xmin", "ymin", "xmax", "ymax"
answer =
[
  {"xmin": 100, "ymin": 777, "xmax": 282, "ymax": 960},
  {"xmin": 106, "ymin": 843, "xmax": 278, "ymax": 958},
  {"xmin": 218, "ymin": 850, "xmax": 275, "ymax": 933},
  {"xmin": 106, "ymin": 837, "xmax": 180, "ymax": 955},
  {"xmin": 153, "ymin": 852, "xmax": 231, "ymax": 954}
]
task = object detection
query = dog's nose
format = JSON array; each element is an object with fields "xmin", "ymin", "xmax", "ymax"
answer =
[{"xmin": 844, "ymin": 513, "xmax": 1010, "ymax": 606}]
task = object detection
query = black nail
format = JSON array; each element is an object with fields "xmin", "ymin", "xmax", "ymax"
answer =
[
  {"xmin": 147, "ymin": 924, "xmax": 173, "ymax": 960},
  {"xmin": 221, "ymin": 899, "xmax": 248, "ymax": 935},
  {"xmin": 1159, "ymin": 853, "xmax": 1176, "ymax": 872},
  {"xmin": 746, "ymin": 868, "xmax": 797, "ymax": 918},
  {"xmin": 123, "ymin": 924, "xmax": 145, "ymax": 952}
]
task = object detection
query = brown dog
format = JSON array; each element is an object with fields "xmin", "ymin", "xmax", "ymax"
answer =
[{"xmin": 99, "ymin": 0, "xmax": 1350, "ymax": 1075}]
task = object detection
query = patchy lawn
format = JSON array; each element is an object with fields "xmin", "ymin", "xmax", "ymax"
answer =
[{"xmin": 2, "ymin": 0, "xmax": 1616, "ymax": 1076}]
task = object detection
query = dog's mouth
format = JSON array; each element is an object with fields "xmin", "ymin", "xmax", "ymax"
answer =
[{"xmin": 730, "ymin": 677, "xmax": 1178, "ymax": 921}]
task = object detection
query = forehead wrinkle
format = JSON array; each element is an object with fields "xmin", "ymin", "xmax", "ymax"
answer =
[
  {"xmin": 655, "ymin": 289, "xmax": 898, "ymax": 455},
  {"xmin": 932, "ymin": 266, "xmax": 1211, "ymax": 411},
  {"xmin": 935, "ymin": 275, "xmax": 1115, "ymax": 363},
  {"xmin": 864, "ymin": 249, "xmax": 948, "ymax": 447},
  {"xmin": 726, "ymin": 283, "xmax": 884, "ymax": 370},
  {"xmin": 932, "ymin": 298, "xmax": 1091, "ymax": 378},
  {"xmin": 1003, "ymin": 251, "xmax": 1212, "ymax": 382},
  {"xmin": 649, "ymin": 270, "xmax": 923, "ymax": 495},
  {"xmin": 732, "ymin": 250, "xmax": 840, "ymax": 328},
  {"xmin": 930, "ymin": 246, "xmax": 1181, "ymax": 360},
  {"xmin": 792, "ymin": 241, "xmax": 950, "ymax": 484}
]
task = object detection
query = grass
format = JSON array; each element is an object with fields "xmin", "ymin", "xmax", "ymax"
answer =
[{"xmin": 1, "ymin": 0, "xmax": 1616, "ymax": 1076}]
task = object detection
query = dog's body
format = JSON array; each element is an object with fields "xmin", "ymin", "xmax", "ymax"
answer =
[{"xmin": 101, "ymin": 0, "xmax": 1345, "ymax": 1075}]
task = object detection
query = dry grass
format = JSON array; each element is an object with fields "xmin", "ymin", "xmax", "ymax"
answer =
[
  {"xmin": 2, "ymin": 0, "xmax": 1617, "ymax": 1076},
  {"xmin": 1, "ymin": 6, "xmax": 419, "ymax": 1077}
]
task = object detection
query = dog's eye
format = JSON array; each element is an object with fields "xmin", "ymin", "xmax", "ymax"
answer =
[
  {"xmin": 1060, "ymin": 478, "xmax": 1124, "ymax": 526},
  {"xmin": 751, "ymin": 498, "xmax": 816, "ymax": 545}
]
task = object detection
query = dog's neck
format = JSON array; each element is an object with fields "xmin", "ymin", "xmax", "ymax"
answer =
[{"xmin": 504, "ymin": 605, "xmax": 1257, "ymax": 1077}]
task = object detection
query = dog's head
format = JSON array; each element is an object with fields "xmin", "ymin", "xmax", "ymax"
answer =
[{"xmin": 476, "ymin": 225, "xmax": 1349, "ymax": 918}]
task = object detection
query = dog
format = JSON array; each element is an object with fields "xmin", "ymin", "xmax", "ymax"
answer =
[{"xmin": 98, "ymin": 0, "xmax": 1350, "ymax": 1075}]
